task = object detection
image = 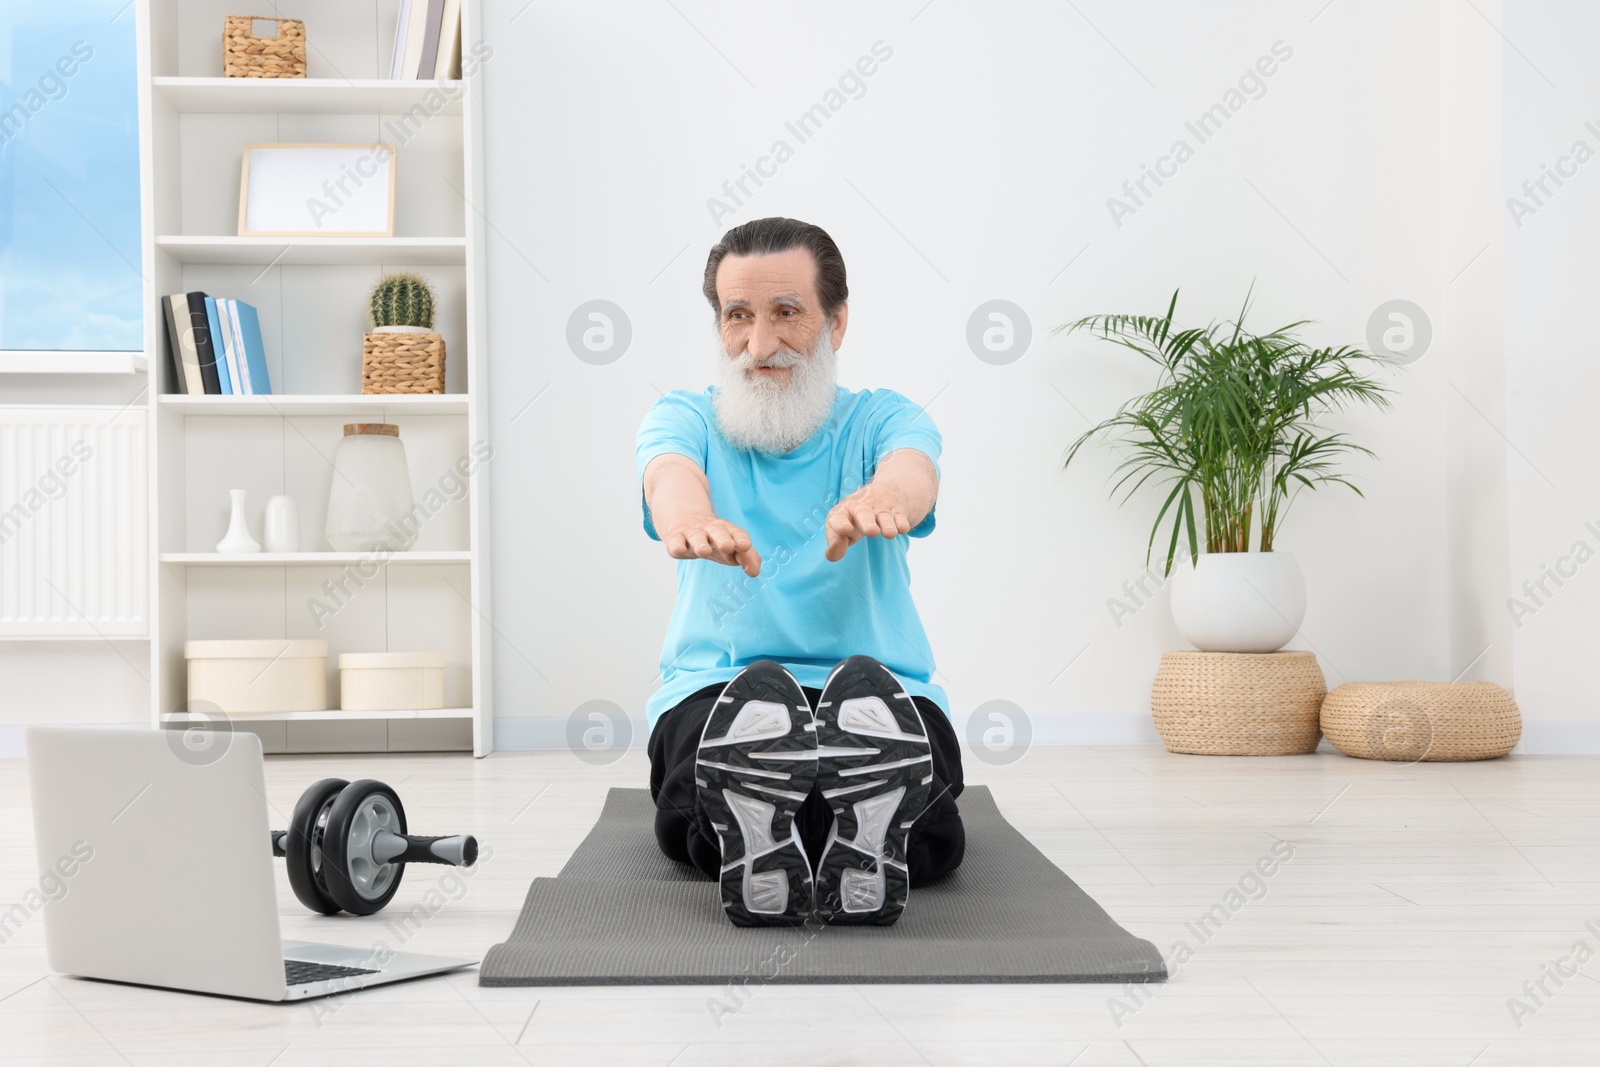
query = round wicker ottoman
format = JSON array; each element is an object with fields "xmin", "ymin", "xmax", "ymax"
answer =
[
  {"xmin": 1320, "ymin": 681, "xmax": 1521, "ymax": 761},
  {"xmin": 1150, "ymin": 651, "xmax": 1326, "ymax": 756}
]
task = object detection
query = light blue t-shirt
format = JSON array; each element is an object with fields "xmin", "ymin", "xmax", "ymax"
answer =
[{"xmin": 637, "ymin": 386, "xmax": 946, "ymax": 728}]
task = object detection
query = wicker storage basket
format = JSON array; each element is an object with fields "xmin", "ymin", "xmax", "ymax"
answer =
[
  {"xmin": 362, "ymin": 331, "xmax": 446, "ymax": 394},
  {"xmin": 1320, "ymin": 681, "xmax": 1521, "ymax": 761},
  {"xmin": 223, "ymin": 16, "xmax": 306, "ymax": 78},
  {"xmin": 1150, "ymin": 650, "xmax": 1326, "ymax": 755}
]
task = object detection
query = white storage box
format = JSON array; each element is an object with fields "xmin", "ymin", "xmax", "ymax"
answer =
[
  {"xmin": 185, "ymin": 639, "xmax": 328, "ymax": 713},
  {"xmin": 339, "ymin": 652, "xmax": 446, "ymax": 711}
]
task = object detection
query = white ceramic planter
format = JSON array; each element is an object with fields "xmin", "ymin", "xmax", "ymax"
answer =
[{"xmin": 1169, "ymin": 551, "xmax": 1307, "ymax": 653}]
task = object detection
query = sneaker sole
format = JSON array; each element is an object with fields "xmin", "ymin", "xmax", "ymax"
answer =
[
  {"xmin": 695, "ymin": 661, "xmax": 817, "ymax": 926},
  {"xmin": 812, "ymin": 656, "xmax": 933, "ymax": 925}
]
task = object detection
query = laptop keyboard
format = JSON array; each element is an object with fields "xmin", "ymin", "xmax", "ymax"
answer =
[{"xmin": 284, "ymin": 959, "xmax": 380, "ymax": 986}]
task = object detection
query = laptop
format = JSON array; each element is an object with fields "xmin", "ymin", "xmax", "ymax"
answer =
[{"xmin": 26, "ymin": 726, "xmax": 475, "ymax": 1001}]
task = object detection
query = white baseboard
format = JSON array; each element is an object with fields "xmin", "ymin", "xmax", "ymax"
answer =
[
  {"xmin": 0, "ymin": 721, "xmax": 144, "ymax": 759},
  {"xmin": 9, "ymin": 715, "xmax": 1597, "ymax": 759},
  {"xmin": 486, "ymin": 711, "xmax": 1169, "ymax": 753},
  {"xmin": 489, "ymin": 713, "xmax": 1600, "ymax": 755},
  {"xmin": 1514, "ymin": 719, "xmax": 1600, "ymax": 754}
]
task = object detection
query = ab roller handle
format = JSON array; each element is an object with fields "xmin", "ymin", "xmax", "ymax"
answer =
[
  {"xmin": 271, "ymin": 829, "xmax": 478, "ymax": 867},
  {"xmin": 270, "ymin": 778, "xmax": 482, "ymax": 916},
  {"xmin": 372, "ymin": 831, "xmax": 478, "ymax": 868}
]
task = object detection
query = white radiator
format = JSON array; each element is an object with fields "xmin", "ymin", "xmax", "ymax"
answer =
[{"xmin": 0, "ymin": 406, "xmax": 147, "ymax": 637}]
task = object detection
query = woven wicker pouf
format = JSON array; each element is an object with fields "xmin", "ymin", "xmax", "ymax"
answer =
[
  {"xmin": 1320, "ymin": 681, "xmax": 1521, "ymax": 761},
  {"xmin": 1150, "ymin": 651, "xmax": 1326, "ymax": 756}
]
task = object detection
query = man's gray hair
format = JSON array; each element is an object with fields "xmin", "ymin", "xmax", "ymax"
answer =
[{"xmin": 701, "ymin": 217, "xmax": 849, "ymax": 321}]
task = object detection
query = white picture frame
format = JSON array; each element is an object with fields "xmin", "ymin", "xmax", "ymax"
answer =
[{"xmin": 237, "ymin": 143, "xmax": 398, "ymax": 237}]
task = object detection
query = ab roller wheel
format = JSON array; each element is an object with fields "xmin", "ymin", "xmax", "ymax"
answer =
[
  {"xmin": 282, "ymin": 777, "xmax": 348, "ymax": 915},
  {"xmin": 270, "ymin": 778, "xmax": 480, "ymax": 917}
]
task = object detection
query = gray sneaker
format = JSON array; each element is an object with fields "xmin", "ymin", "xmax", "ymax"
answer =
[
  {"xmin": 695, "ymin": 661, "xmax": 817, "ymax": 926},
  {"xmin": 811, "ymin": 655, "xmax": 932, "ymax": 925}
]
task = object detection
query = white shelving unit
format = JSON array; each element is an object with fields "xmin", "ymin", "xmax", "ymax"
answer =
[
  {"xmin": 158, "ymin": 394, "xmax": 469, "ymax": 415},
  {"xmin": 136, "ymin": 0, "xmax": 493, "ymax": 756},
  {"xmin": 154, "ymin": 235, "xmax": 468, "ymax": 265},
  {"xmin": 160, "ymin": 551, "xmax": 471, "ymax": 565},
  {"xmin": 164, "ymin": 707, "xmax": 473, "ymax": 722}
]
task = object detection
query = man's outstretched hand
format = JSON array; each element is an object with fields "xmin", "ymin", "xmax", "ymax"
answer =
[
  {"xmin": 662, "ymin": 512, "xmax": 762, "ymax": 577},
  {"xmin": 823, "ymin": 449, "xmax": 937, "ymax": 562},
  {"xmin": 825, "ymin": 484, "xmax": 913, "ymax": 562}
]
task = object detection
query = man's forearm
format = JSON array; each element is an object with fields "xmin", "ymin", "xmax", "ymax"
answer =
[
  {"xmin": 644, "ymin": 453, "xmax": 762, "ymax": 575},
  {"xmin": 870, "ymin": 448, "xmax": 939, "ymax": 528},
  {"xmin": 643, "ymin": 452, "xmax": 716, "ymax": 531}
]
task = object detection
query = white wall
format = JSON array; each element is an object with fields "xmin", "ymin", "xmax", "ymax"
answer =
[
  {"xmin": 1502, "ymin": 2, "xmax": 1600, "ymax": 747},
  {"xmin": 1441, "ymin": 0, "xmax": 1513, "ymax": 703},
  {"xmin": 479, "ymin": 0, "xmax": 1494, "ymax": 749},
  {"xmin": 9, "ymin": 1, "xmax": 1574, "ymax": 754}
]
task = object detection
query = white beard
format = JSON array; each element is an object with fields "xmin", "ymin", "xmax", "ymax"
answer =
[{"xmin": 712, "ymin": 326, "xmax": 839, "ymax": 454}]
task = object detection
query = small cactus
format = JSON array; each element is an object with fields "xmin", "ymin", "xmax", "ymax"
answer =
[{"xmin": 368, "ymin": 272, "xmax": 436, "ymax": 329}]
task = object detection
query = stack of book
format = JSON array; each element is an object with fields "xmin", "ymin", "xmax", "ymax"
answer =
[
  {"xmin": 162, "ymin": 292, "xmax": 272, "ymax": 396},
  {"xmin": 389, "ymin": 0, "xmax": 463, "ymax": 80}
]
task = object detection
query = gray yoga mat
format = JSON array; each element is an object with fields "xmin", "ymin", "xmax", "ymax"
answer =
[{"xmin": 480, "ymin": 785, "xmax": 1167, "ymax": 985}]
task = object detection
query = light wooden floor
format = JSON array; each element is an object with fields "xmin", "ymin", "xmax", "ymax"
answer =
[{"xmin": 1, "ymin": 744, "xmax": 1596, "ymax": 1066}]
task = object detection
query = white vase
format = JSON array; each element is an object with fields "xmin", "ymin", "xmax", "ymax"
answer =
[
  {"xmin": 262, "ymin": 495, "xmax": 300, "ymax": 553},
  {"xmin": 1169, "ymin": 551, "xmax": 1307, "ymax": 653},
  {"xmin": 324, "ymin": 424, "xmax": 417, "ymax": 552},
  {"xmin": 215, "ymin": 489, "xmax": 261, "ymax": 554}
]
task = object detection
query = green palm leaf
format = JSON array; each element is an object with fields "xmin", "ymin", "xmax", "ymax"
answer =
[{"xmin": 1058, "ymin": 289, "xmax": 1397, "ymax": 571}]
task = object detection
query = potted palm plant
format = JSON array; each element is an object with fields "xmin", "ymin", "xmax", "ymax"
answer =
[{"xmin": 1056, "ymin": 290, "xmax": 1393, "ymax": 652}]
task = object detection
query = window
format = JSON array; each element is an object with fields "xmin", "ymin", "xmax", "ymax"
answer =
[{"xmin": 0, "ymin": 2, "xmax": 141, "ymax": 351}]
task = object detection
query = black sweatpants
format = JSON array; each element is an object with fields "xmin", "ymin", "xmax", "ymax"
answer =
[{"xmin": 647, "ymin": 680, "xmax": 966, "ymax": 887}]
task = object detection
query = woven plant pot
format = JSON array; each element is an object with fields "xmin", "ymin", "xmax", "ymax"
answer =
[
  {"xmin": 1150, "ymin": 650, "xmax": 1326, "ymax": 756},
  {"xmin": 1320, "ymin": 681, "xmax": 1521, "ymax": 762},
  {"xmin": 362, "ymin": 331, "xmax": 445, "ymax": 394},
  {"xmin": 223, "ymin": 16, "xmax": 307, "ymax": 78}
]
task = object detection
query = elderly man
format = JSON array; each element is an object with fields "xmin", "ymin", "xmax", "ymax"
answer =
[{"xmin": 638, "ymin": 217, "xmax": 964, "ymax": 928}]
